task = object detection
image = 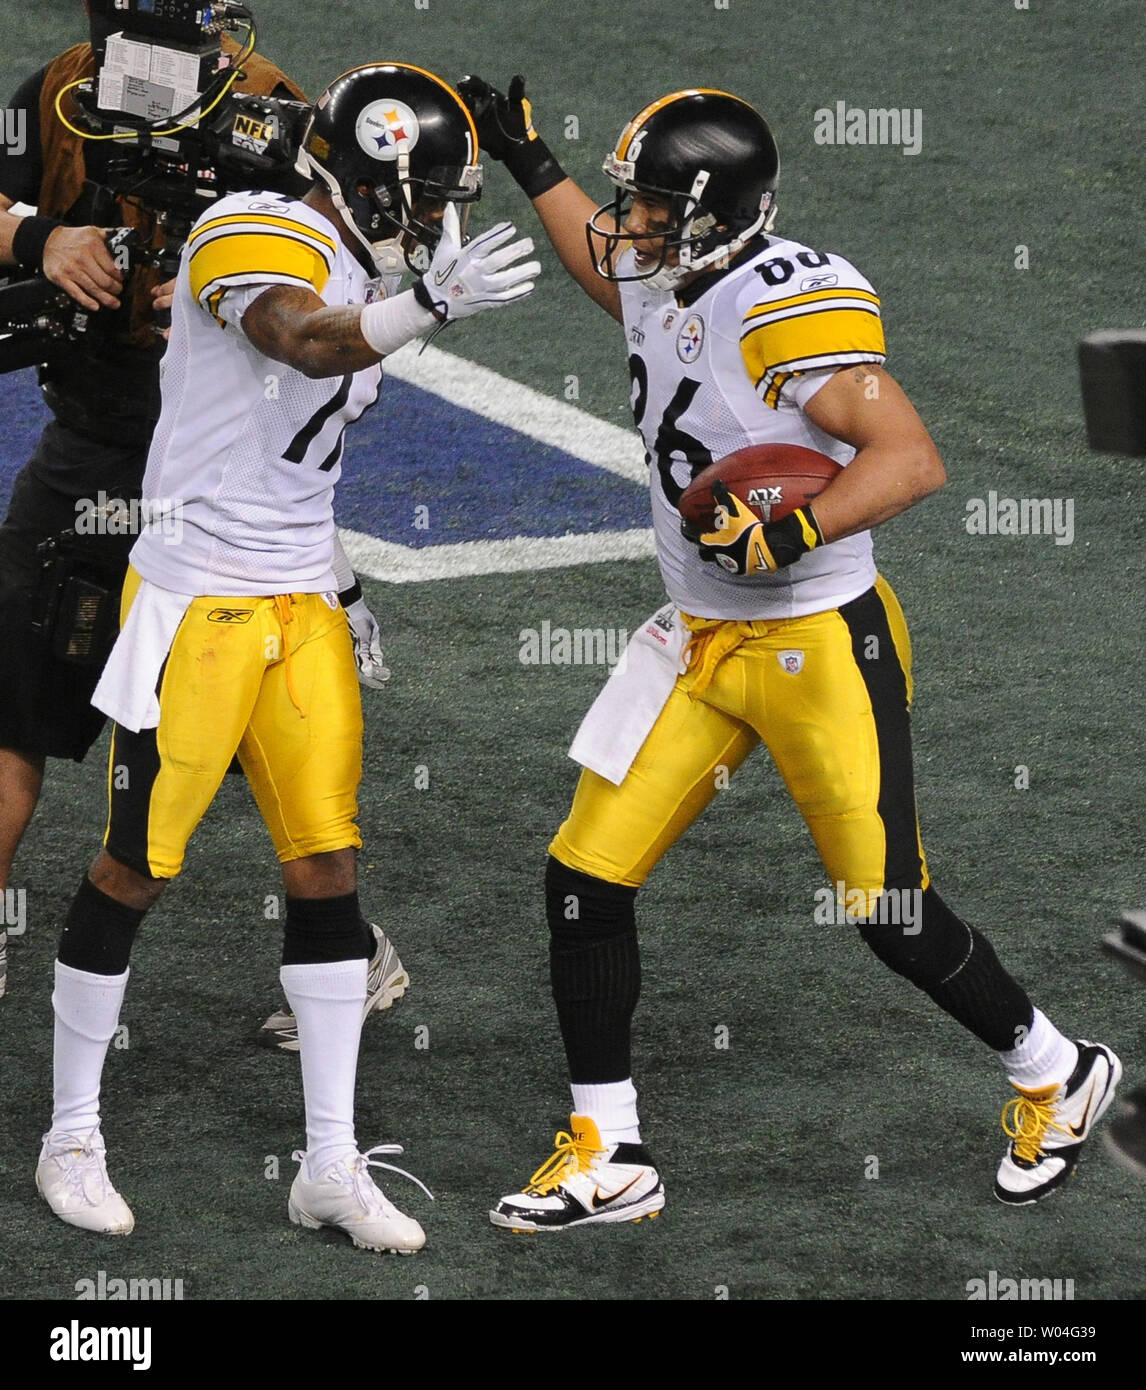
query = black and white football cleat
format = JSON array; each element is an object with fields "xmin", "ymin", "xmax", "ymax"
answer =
[
  {"xmin": 491, "ymin": 1114, "xmax": 665, "ymax": 1231},
  {"xmin": 995, "ymin": 1041, "xmax": 1122, "ymax": 1204}
]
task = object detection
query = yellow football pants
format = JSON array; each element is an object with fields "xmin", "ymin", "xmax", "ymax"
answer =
[
  {"xmin": 551, "ymin": 577, "xmax": 930, "ymax": 901},
  {"xmin": 105, "ymin": 568, "xmax": 363, "ymax": 879}
]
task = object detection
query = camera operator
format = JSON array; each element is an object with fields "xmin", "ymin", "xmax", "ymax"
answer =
[{"xmin": 0, "ymin": 2, "xmax": 305, "ymax": 998}]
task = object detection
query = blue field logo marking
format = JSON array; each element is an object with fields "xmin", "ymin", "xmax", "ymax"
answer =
[{"xmin": 0, "ymin": 348, "xmax": 653, "ymax": 580}]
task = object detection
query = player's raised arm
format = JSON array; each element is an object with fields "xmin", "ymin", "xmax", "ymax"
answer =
[
  {"xmin": 206, "ymin": 202, "xmax": 539, "ymax": 379},
  {"xmin": 458, "ymin": 75, "xmax": 622, "ymax": 322}
]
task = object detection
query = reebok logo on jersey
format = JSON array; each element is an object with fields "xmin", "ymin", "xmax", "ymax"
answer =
[{"xmin": 207, "ymin": 608, "xmax": 254, "ymax": 624}]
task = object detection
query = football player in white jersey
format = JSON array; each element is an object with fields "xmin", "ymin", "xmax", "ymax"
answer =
[
  {"xmin": 34, "ymin": 63, "xmax": 539, "ymax": 1254},
  {"xmin": 457, "ymin": 77, "xmax": 1121, "ymax": 1226}
]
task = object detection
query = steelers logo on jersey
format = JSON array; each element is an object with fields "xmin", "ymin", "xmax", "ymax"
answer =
[
  {"xmin": 355, "ymin": 100, "xmax": 421, "ymax": 161},
  {"xmin": 676, "ymin": 313, "xmax": 705, "ymax": 363}
]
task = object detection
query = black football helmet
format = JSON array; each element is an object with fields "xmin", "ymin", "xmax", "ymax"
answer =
[
  {"xmin": 589, "ymin": 89, "xmax": 779, "ymax": 290},
  {"xmin": 296, "ymin": 63, "xmax": 482, "ymax": 274}
]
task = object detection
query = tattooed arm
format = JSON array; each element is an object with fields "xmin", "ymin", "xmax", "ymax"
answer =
[{"xmin": 238, "ymin": 285, "xmax": 403, "ymax": 378}]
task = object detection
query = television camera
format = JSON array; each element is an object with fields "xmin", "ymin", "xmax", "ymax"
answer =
[{"xmin": 0, "ymin": 0, "xmax": 308, "ymax": 371}]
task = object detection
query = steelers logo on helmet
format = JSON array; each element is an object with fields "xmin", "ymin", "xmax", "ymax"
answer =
[
  {"xmin": 355, "ymin": 100, "xmax": 421, "ymax": 161},
  {"xmin": 298, "ymin": 63, "xmax": 481, "ymax": 275}
]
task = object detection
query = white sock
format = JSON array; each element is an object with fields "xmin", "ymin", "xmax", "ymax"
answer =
[
  {"xmin": 281, "ymin": 959, "xmax": 367, "ymax": 1181},
  {"xmin": 51, "ymin": 961, "xmax": 129, "ymax": 1137},
  {"xmin": 998, "ymin": 1008, "xmax": 1078, "ymax": 1090},
  {"xmin": 571, "ymin": 1078, "xmax": 640, "ymax": 1147}
]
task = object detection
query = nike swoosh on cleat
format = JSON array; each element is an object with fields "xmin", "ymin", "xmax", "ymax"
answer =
[
  {"xmin": 433, "ymin": 261, "xmax": 458, "ymax": 286},
  {"xmin": 590, "ymin": 1172, "xmax": 646, "ymax": 1210},
  {"xmin": 1069, "ymin": 1074, "xmax": 1104, "ymax": 1139}
]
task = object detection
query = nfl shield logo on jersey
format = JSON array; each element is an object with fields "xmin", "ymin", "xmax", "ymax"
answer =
[
  {"xmin": 676, "ymin": 313, "xmax": 705, "ymax": 363},
  {"xmin": 778, "ymin": 649, "xmax": 805, "ymax": 674}
]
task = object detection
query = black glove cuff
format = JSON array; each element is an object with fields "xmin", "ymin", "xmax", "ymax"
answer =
[
  {"xmin": 504, "ymin": 138, "xmax": 566, "ymax": 200},
  {"xmin": 412, "ymin": 276, "xmax": 447, "ymax": 323},
  {"xmin": 338, "ymin": 580, "xmax": 363, "ymax": 608},
  {"xmin": 762, "ymin": 506, "xmax": 824, "ymax": 569},
  {"xmin": 12, "ymin": 215, "xmax": 64, "ymax": 270}
]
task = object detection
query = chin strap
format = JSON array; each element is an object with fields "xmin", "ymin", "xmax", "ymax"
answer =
[
  {"xmin": 298, "ymin": 145, "xmax": 419, "ymax": 277},
  {"xmin": 646, "ymin": 169, "xmax": 775, "ymax": 290}
]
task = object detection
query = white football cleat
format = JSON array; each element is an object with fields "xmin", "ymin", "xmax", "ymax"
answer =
[
  {"xmin": 995, "ymin": 1040, "xmax": 1122, "ymax": 1204},
  {"xmin": 258, "ymin": 924, "xmax": 409, "ymax": 1052},
  {"xmin": 490, "ymin": 1114, "xmax": 665, "ymax": 1231},
  {"xmin": 289, "ymin": 1145, "xmax": 429, "ymax": 1254},
  {"xmin": 36, "ymin": 1129, "xmax": 134, "ymax": 1235}
]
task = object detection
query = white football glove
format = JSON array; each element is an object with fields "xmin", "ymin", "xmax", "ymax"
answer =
[
  {"xmin": 417, "ymin": 202, "xmax": 540, "ymax": 322},
  {"xmin": 343, "ymin": 596, "xmax": 391, "ymax": 690}
]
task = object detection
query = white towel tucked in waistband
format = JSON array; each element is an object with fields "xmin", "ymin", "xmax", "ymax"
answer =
[
  {"xmin": 568, "ymin": 602, "xmax": 687, "ymax": 786},
  {"xmin": 92, "ymin": 578, "xmax": 194, "ymax": 732}
]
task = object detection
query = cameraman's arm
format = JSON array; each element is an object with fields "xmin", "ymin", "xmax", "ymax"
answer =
[
  {"xmin": 0, "ymin": 193, "xmax": 123, "ymax": 311},
  {"xmin": 238, "ymin": 284, "xmax": 430, "ymax": 378}
]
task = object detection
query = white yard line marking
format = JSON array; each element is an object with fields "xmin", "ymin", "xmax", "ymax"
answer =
[
  {"xmin": 338, "ymin": 526, "xmax": 657, "ymax": 584},
  {"xmin": 383, "ymin": 342, "xmax": 648, "ymax": 485}
]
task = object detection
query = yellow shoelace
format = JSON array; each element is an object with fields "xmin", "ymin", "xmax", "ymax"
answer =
[
  {"xmin": 526, "ymin": 1130, "xmax": 605, "ymax": 1195},
  {"xmin": 1001, "ymin": 1092, "xmax": 1069, "ymax": 1165}
]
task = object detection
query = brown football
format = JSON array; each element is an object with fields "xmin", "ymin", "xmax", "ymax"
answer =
[{"xmin": 679, "ymin": 443, "xmax": 843, "ymax": 531}]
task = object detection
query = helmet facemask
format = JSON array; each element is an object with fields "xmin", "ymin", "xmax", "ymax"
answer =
[
  {"xmin": 589, "ymin": 161, "xmax": 775, "ymax": 291},
  {"xmin": 296, "ymin": 132, "xmax": 481, "ymax": 275}
]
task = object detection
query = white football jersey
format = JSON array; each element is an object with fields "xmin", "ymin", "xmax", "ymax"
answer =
[
  {"xmin": 618, "ymin": 235, "xmax": 887, "ymax": 620},
  {"xmin": 131, "ymin": 190, "xmax": 382, "ymax": 596}
]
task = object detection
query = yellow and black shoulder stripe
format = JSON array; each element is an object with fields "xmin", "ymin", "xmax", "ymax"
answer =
[
  {"xmin": 740, "ymin": 286, "xmax": 886, "ymax": 408},
  {"xmin": 187, "ymin": 212, "xmax": 339, "ymax": 321}
]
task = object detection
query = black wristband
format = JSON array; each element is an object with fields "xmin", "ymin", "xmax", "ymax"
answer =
[
  {"xmin": 762, "ymin": 506, "xmax": 824, "ymax": 569},
  {"xmin": 504, "ymin": 136, "xmax": 566, "ymax": 200},
  {"xmin": 12, "ymin": 215, "xmax": 64, "ymax": 270},
  {"xmin": 338, "ymin": 580, "xmax": 363, "ymax": 608}
]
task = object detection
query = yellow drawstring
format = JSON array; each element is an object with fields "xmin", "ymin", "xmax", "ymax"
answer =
[
  {"xmin": 273, "ymin": 594, "xmax": 306, "ymax": 717},
  {"xmin": 681, "ymin": 613, "xmax": 757, "ymax": 701}
]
